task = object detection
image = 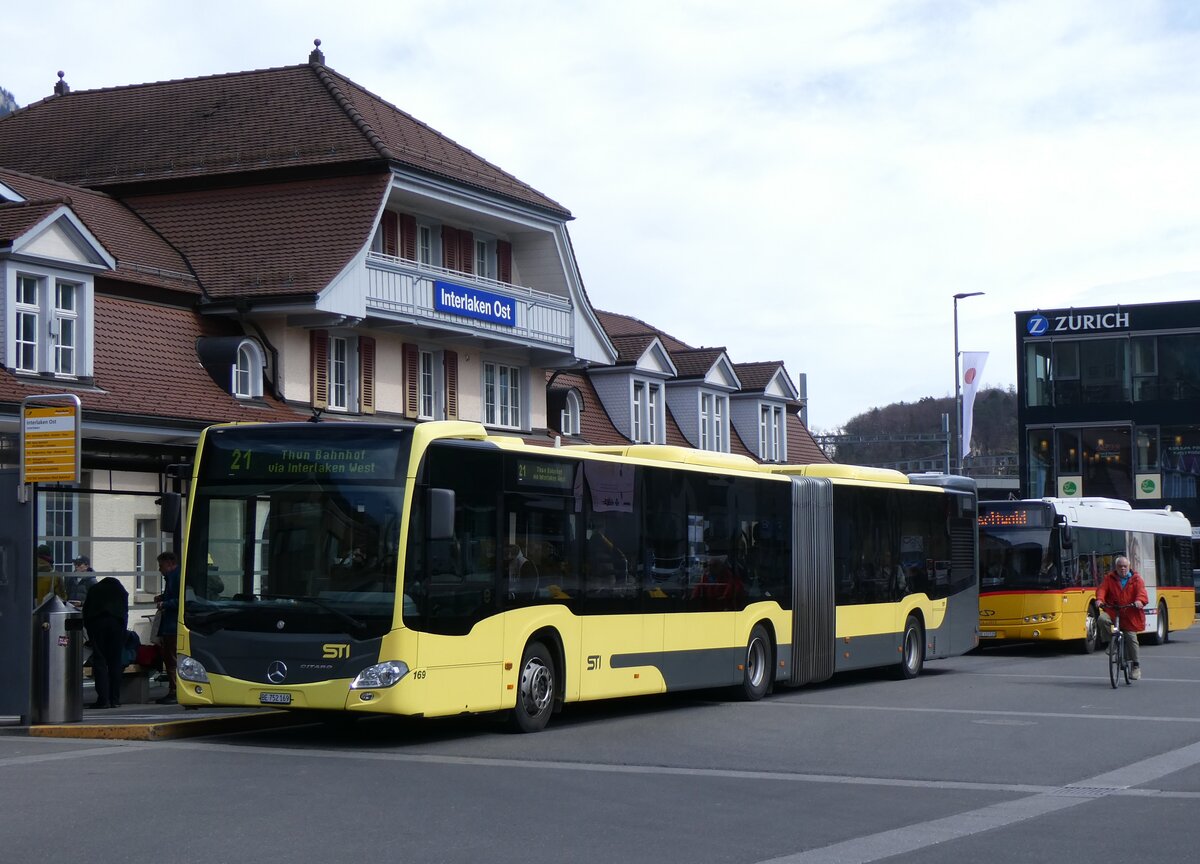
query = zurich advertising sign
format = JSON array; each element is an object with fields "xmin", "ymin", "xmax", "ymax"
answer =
[
  {"xmin": 1026, "ymin": 310, "xmax": 1130, "ymax": 336},
  {"xmin": 435, "ymin": 281, "xmax": 516, "ymax": 327},
  {"xmin": 1026, "ymin": 314, "xmax": 1050, "ymax": 336}
]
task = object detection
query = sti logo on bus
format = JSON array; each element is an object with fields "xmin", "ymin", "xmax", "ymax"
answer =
[
  {"xmin": 1027, "ymin": 311, "xmax": 1130, "ymax": 336},
  {"xmin": 323, "ymin": 643, "xmax": 350, "ymax": 659}
]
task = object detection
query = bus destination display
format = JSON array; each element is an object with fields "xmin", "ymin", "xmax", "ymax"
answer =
[
  {"xmin": 978, "ymin": 505, "xmax": 1052, "ymax": 528},
  {"xmin": 512, "ymin": 458, "xmax": 575, "ymax": 492},
  {"xmin": 203, "ymin": 429, "xmax": 405, "ymax": 481}
]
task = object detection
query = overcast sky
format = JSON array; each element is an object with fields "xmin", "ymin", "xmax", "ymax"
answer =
[{"xmin": 7, "ymin": 1, "xmax": 1200, "ymax": 431}]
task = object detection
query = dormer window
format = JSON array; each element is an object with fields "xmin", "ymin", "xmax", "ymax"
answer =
[
  {"xmin": 53, "ymin": 282, "xmax": 77, "ymax": 375},
  {"xmin": 699, "ymin": 392, "xmax": 729, "ymax": 452},
  {"xmin": 233, "ymin": 339, "xmax": 265, "ymax": 399},
  {"xmin": 15, "ymin": 275, "xmax": 39, "ymax": 372},
  {"xmin": 759, "ymin": 404, "xmax": 786, "ymax": 462},
  {"xmin": 561, "ymin": 389, "xmax": 581, "ymax": 436},
  {"xmin": 7, "ymin": 272, "xmax": 91, "ymax": 378},
  {"xmin": 631, "ymin": 379, "xmax": 664, "ymax": 444},
  {"xmin": 198, "ymin": 335, "xmax": 266, "ymax": 400}
]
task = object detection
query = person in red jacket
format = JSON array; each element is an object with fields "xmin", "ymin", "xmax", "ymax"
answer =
[{"xmin": 1096, "ymin": 555, "xmax": 1148, "ymax": 680}]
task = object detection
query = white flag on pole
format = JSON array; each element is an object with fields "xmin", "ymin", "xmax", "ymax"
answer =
[{"xmin": 961, "ymin": 351, "xmax": 988, "ymax": 460}]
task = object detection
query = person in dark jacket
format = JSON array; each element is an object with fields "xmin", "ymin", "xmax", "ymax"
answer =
[
  {"xmin": 67, "ymin": 556, "xmax": 97, "ymax": 607},
  {"xmin": 82, "ymin": 576, "xmax": 129, "ymax": 708},
  {"xmin": 154, "ymin": 552, "xmax": 181, "ymax": 704}
]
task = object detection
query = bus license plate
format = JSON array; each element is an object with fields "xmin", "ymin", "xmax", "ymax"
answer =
[
  {"xmin": 979, "ymin": 631, "xmax": 997, "ymax": 639},
  {"xmin": 260, "ymin": 692, "xmax": 292, "ymax": 705}
]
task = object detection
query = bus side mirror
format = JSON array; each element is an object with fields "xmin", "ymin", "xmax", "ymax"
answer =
[
  {"xmin": 1055, "ymin": 514, "xmax": 1072, "ymax": 548},
  {"xmin": 158, "ymin": 492, "xmax": 182, "ymax": 534},
  {"xmin": 428, "ymin": 488, "xmax": 455, "ymax": 541}
]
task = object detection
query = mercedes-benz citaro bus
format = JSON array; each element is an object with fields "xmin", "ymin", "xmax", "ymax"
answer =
[
  {"xmin": 174, "ymin": 421, "xmax": 978, "ymax": 732},
  {"xmin": 978, "ymin": 497, "xmax": 1194, "ymax": 652}
]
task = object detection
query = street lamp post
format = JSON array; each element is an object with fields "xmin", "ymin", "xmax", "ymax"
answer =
[{"xmin": 953, "ymin": 291, "xmax": 985, "ymax": 474}]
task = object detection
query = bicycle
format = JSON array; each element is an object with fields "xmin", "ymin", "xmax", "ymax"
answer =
[{"xmin": 1100, "ymin": 602, "xmax": 1140, "ymax": 688}]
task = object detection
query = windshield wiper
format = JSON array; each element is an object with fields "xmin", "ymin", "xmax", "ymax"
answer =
[{"xmin": 259, "ymin": 593, "xmax": 369, "ymax": 634}]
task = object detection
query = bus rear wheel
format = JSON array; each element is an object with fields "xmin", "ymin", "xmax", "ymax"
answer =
[
  {"xmin": 739, "ymin": 624, "xmax": 772, "ymax": 701},
  {"xmin": 1080, "ymin": 605, "xmax": 1099, "ymax": 654},
  {"xmin": 509, "ymin": 641, "xmax": 556, "ymax": 733},
  {"xmin": 897, "ymin": 615, "xmax": 925, "ymax": 680}
]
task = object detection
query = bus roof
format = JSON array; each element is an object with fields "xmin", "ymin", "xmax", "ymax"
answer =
[{"xmin": 985, "ymin": 496, "xmax": 1192, "ymax": 535}]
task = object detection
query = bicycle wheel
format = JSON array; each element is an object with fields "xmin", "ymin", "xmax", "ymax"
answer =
[{"xmin": 1108, "ymin": 635, "xmax": 1120, "ymax": 689}]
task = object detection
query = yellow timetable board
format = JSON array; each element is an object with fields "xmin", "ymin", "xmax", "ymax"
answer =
[{"xmin": 22, "ymin": 403, "xmax": 79, "ymax": 484}]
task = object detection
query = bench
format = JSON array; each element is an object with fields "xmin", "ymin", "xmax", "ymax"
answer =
[{"xmin": 84, "ymin": 663, "xmax": 152, "ymax": 704}]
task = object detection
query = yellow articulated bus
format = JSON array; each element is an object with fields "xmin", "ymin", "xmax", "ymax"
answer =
[
  {"xmin": 978, "ymin": 497, "xmax": 1195, "ymax": 653},
  {"xmin": 174, "ymin": 421, "xmax": 978, "ymax": 731}
]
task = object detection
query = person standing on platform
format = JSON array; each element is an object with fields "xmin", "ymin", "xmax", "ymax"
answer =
[
  {"xmin": 154, "ymin": 551, "xmax": 181, "ymax": 704},
  {"xmin": 82, "ymin": 576, "xmax": 128, "ymax": 709},
  {"xmin": 67, "ymin": 556, "xmax": 97, "ymax": 607}
]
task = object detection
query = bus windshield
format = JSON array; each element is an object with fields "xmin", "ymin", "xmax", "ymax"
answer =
[
  {"xmin": 184, "ymin": 425, "xmax": 409, "ymax": 639},
  {"xmin": 978, "ymin": 502, "xmax": 1059, "ymax": 591},
  {"xmin": 979, "ymin": 526, "xmax": 1058, "ymax": 591}
]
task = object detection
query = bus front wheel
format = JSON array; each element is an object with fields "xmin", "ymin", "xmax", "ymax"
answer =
[
  {"xmin": 739, "ymin": 624, "xmax": 772, "ymax": 701},
  {"xmin": 509, "ymin": 641, "xmax": 556, "ymax": 733},
  {"xmin": 1148, "ymin": 602, "xmax": 1169, "ymax": 646},
  {"xmin": 1080, "ymin": 605, "xmax": 1099, "ymax": 654},
  {"xmin": 897, "ymin": 615, "xmax": 925, "ymax": 680}
]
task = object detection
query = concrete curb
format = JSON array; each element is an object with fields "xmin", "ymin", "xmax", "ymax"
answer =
[{"xmin": 25, "ymin": 709, "xmax": 309, "ymax": 741}]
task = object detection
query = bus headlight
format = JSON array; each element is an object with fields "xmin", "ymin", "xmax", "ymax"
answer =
[
  {"xmin": 350, "ymin": 661, "xmax": 410, "ymax": 690},
  {"xmin": 177, "ymin": 654, "xmax": 209, "ymax": 683}
]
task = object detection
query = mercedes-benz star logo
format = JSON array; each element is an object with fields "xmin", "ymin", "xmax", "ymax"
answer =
[{"xmin": 266, "ymin": 660, "xmax": 288, "ymax": 684}]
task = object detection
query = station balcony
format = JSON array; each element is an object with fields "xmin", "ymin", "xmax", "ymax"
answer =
[{"xmin": 365, "ymin": 251, "xmax": 573, "ymax": 349}]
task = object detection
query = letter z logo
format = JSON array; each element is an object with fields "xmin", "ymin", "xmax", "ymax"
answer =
[
  {"xmin": 322, "ymin": 643, "xmax": 350, "ymax": 659},
  {"xmin": 1026, "ymin": 315, "xmax": 1049, "ymax": 336}
]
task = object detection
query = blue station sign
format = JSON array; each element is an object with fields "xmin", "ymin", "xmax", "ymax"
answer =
[{"xmin": 435, "ymin": 281, "xmax": 516, "ymax": 327}]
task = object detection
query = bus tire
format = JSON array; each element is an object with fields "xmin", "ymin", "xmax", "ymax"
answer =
[
  {"xmin": 1080, "ymin": 604, "xmax": 1099, "ymax": 654},
  {"xmin": 509, "ymin": 641, "xmax": 556, "ymax": 733},
  {"xmin": 897, "ymin": 615, "xmax": 924, "ymax": 680},
  {"xmin": 739, "ymin": 624, "xmax": 772, "ymax": 701},
  {"xmin": 1148, "ymin": 602, "xmax": 1168, "ymax": 646}
]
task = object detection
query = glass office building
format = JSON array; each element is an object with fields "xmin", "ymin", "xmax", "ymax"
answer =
[{"xmin": 1016, "ymin": 300, "xmax": 1200, "ymax": 524}]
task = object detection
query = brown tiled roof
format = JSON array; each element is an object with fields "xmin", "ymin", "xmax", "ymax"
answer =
[
  {"xmin": 733, "ymin": 361, "xmax": 786, "ymax": 393},
  {"xmin": 594, "ymin": 309, "xmax": 691, "ymax": 352},
  {"xmin": 123, "ymin": 173, "xmax": 390, "ymax": 299},
  {"xmin": 729, "ymin": 424, "xmax": 756, "ymax": 459},
  {"xmin": 787, "ymin": 412, "xmax": 830, "ymax": 464},
  {"xmin": 0, "ymin": 168, "xmax": 198, "ymax": 293},
  {"xmin": 0, "ymin": 295, "xmax": 302, "ymax": 425},
  {"xmin": 327, "ymin": 69, "xmax": 570, "ymax": 216},
  {"xmin": 608, "ymin": 334, "xmax": 657, "ymax": 365},
  {"xmin": 669, "ymin": 347, "xmax": 727, "ymax": 380},
  {"xmin": 0, "ymin": 63, "xmax": 569, "ymax": 216},
  {"xmin": 0, "ymin": 198, "xmax": 63, "ymax": 245}
]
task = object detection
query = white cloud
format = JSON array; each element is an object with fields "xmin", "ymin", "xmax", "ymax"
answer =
[{"xmin": 6, "ymin": 0, "xmax": 1199, "ymax": 431}]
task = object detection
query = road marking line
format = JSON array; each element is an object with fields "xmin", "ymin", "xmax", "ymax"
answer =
[
  {"xmin": 752, "ymin": 740, "xmax": 1200, "ymax": 863},
  {"xmin": 763, "ymin": 701, "xmax": 1200, "ymax": 724},
  {"xmin": 0, "ymin": 744, "xmax": 148, "ymax": 768}
]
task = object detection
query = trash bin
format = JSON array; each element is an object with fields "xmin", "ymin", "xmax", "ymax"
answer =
[{"xmin": 32, "ymin": 595, "xmax": 84, "ymax": 724}]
